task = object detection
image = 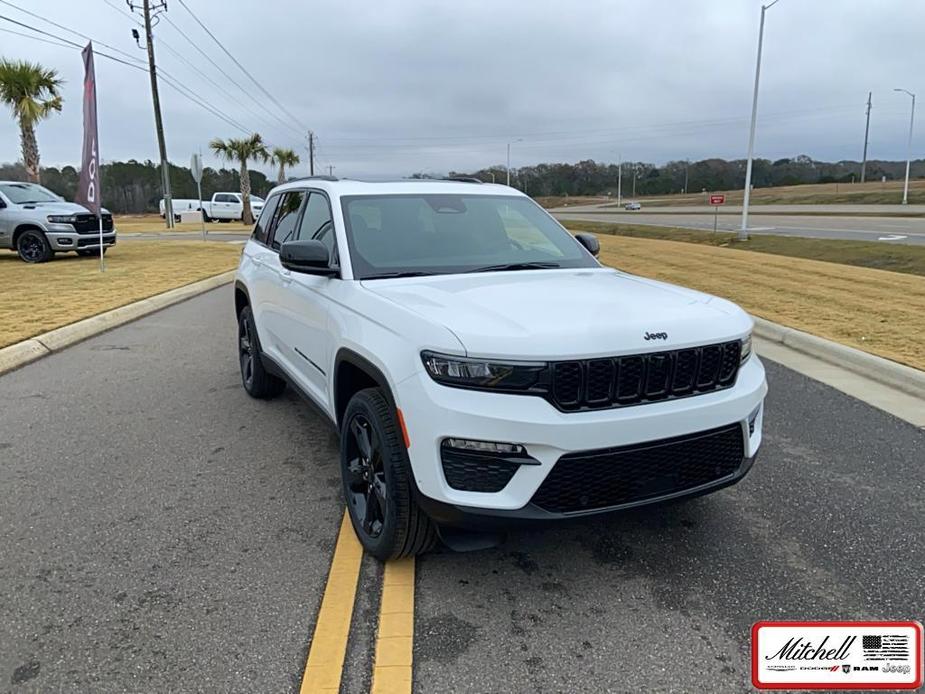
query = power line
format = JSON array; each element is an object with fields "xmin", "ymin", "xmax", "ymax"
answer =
[
  {"xmin": 174, "ymin": 0, "xmax": 307, "ymax": 132},
  {"xmin": 0, "ymin": 16, "xmax": 255, "ymax": 139},
  {"xmin": 160, "ymin": 14, "xmax": 304, "ymax": 139},
  {"xmin": 0, "ymin": 25, "xmax": 74, "ymax": 49},
  {"xmin": 0, "ymin": 0, "xmax": 145, "ymax": 65}
]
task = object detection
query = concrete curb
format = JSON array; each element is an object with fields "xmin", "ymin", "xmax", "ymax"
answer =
[
  {"xmin": 0, "ymin": 270, "xmax": 236, "ymax": 376},
  {"xmin": 753, "ymin": 316, "xmax": 925, "ymax": 400}
]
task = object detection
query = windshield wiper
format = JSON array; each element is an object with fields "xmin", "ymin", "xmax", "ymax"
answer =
[
  {"xmin": 362, "ymin": 271, "xmax": 435, "ymax": 280},
  {"xmin": 470, "ymin": 261, "xmax": 561, "ymax": 273}
]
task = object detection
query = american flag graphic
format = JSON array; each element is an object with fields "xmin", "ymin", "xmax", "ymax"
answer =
[{"xmin": 862, "ymin": 634, "xmax": 910, "ymax": 661}]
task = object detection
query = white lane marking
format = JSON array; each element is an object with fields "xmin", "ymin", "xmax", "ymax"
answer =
[
  {"xmin": 878, "ymin": 234, "xmax": 909, "ymax": 241},
  {"xmin": 226, "ymin": 240, "xmax": 247, "ymax": 245}
]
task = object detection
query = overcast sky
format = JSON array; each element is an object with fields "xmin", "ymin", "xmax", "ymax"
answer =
[{"xmin": 0, "ymin": 0, "xmax": 922, "ymax": 179}]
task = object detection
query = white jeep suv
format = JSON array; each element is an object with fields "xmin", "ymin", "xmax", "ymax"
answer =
[{"xmin": 233, "ymin": 178, "xmax": 767, "ymax": 559}]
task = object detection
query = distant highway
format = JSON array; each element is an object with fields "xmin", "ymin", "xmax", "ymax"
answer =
[{"xmin": 552, "ymin": 204, "xmax": 925, "ymax": 245}]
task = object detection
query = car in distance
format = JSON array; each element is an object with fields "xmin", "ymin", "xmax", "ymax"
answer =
[
  {"xmin": 0, "ymin": 181, "xmax": 116, "ymax": 262},
  {"xmin": 624, "ymin": 201, "xmax": 642, "ymax": 210},
  {"xmin": 160, "ymin": 192, "xmax": 265, "ymax": 222},
  {"xmin": 233, "ymin": 178, "xmax": 767, "ymax": 559}
]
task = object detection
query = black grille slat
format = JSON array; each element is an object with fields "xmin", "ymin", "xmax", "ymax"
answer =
[
  {"xmin": 585, "ymin": 359, "xmax": 614, "ymax": 404},
  {"xmin": 671, "ymin": 349, "xmax": 698, "ymax": 394},
  {"xmin": 553, "ymin": 362, "xmax": 582, "ymax": 408},
  {"xmin": 644, "ymin": 354, "xmax": 672, "ymax": 398},
  {"xmin": 615, "ymin": 356, "xmax": 645, "ymax": 403},
  {"xmin": 548, "ymin": 340, "xmax": 742, "ymax": 412},
  {"xmin": 718, "ymin": 342, "xmax": 741, "ymax": 385},
  {"xmin": 697, "ymin": 345, "xmax": 722, "ymax": 389},
  {"xmin": 531, "ymin": 424, "xmax": 745, "ymax": 513}
]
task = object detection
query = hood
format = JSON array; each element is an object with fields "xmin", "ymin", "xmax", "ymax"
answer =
[
  {"xmin": 362, "ymin": 268, "xmax": 751, "ymax": 359},
  {"xmin": 18, "ymin": 201, "xmax": 111, "ymax": 215}
]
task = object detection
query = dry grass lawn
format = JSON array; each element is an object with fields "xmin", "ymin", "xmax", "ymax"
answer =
[
  {"xmin": 595, "ymin": 234, "xmax": 925, "ymax": 371},
  {"xmin": 115, "ymin": 214, "xmax": 252, "ymax": 233},
  {"xmin": 0, "ymin": 241, "xmax": 241, "ymax": 348},
  {"xmin": 632, "ymin": 178, "xmax": 925, "ymax": 207}
]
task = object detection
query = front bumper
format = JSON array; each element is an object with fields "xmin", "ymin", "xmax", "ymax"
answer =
[
  {"xmin": 395, "ymin": 355, "xmax": 767, "ymax": 519},
  {"xmin": 46, "ymin": 229, "xmax": 117, "ymax": 251}
]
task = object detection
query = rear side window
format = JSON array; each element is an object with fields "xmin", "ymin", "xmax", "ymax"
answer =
[
  {"xmin": 269, "ymin": 191, "xmax": 307, "ymax": 249},
  {"xmin": 252, "ymin": 193, "xmax": 280, "ymax": 244}
]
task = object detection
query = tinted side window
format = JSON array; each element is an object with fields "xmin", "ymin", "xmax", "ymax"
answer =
[
  {"xmin": 252, "ymin": 193, "xmax": 280, "ymax": 244},
  {"xmin": 298, "ymin": 193, "xmax": 336, "ymax": 262},
  {"xmin": 270, "ymin": 191, "xmax": 307, "ymax": 249}
]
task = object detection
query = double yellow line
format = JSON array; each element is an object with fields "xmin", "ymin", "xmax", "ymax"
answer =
[{"xmin": 299, "ymin": 512, "xmax": 416, "ymax": 693}]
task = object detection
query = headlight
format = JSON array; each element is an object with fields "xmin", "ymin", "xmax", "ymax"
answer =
[
  {"xmin": 421, "ymin": 351, "xmax": 547, "ymax": 391},
  {"xmin": 47, "ymin": 215, "xmax": 77, "ymax": 224},
  {"xmin": 740, "ymin": 334, "xmax": 752, "ymax": 364}
]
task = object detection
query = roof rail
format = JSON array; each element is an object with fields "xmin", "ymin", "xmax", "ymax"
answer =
[
  {"xmin": 442, "ymin": 176, "xmax": 483, "ymax": 184},
  {"xmin": 290, "ymin": 175, "xmax": 339, "ymax": 182}
]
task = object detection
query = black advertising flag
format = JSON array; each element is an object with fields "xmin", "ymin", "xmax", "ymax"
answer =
[{"xmin": 75, "ymin": 42, "xmax": 100, "ymax": 217}]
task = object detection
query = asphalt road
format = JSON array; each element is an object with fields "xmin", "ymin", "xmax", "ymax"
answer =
[
  {"xmin": 2, "ymin": 289, "xmax": 923, "ymax": 692},
  {"xmin": 552, "ymin": 208, "xmax": 925, "ymax": 245}
]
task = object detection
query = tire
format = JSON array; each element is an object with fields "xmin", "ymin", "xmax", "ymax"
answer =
[
  {"xmin": 77, "ymin": 248, "xmax": 108, "ymax": 257},
  {"xmin": 16, "ymin": 229, "xmax": 53, "ymax": 263},
  {"xmin": 341, "ymin": 388, "xmax": 437, "ymax": 560},
  {"xmin": 237, "ymin": 305, "xmax": 285, "ymax": 399},
  {"xmin": 201, "ymin": 210, "xmax": 211, "ymax": 223}
]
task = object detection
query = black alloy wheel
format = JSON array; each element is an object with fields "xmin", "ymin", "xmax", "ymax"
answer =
[
  {"xmin": 17, "ymin": 230, "xmax": 52, "ymax": 263},
  {"xmin": 344, "ymin": 414, "xmax": 387, "ymax": 538},
  {"xmin": 236, "ymin": 305, "xmax": 285, "ymax": 399},
  {"xmin": 239, "ymin": 312, "xmax": 256, "ymax": 390}
]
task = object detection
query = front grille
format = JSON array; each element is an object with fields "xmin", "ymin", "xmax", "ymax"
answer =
[
  {"xmin": 441, "ymin": 447, "xmax": 521, "ymax": 493},
  {"xmin": 550, "ymin": 340, "xmax": 741, "ymax": 411},
  {"xmin": 74, "ymin": 214, "xmax": 114, "ymax": 233},
  {"xmin": 530, "ymin": 423, "xmax": 745, "ymax": 513}
]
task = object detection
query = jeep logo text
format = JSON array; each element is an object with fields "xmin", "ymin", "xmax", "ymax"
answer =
[{"xmin": 644, "ymin": 331, "xmax": 668, "ymax": 341}]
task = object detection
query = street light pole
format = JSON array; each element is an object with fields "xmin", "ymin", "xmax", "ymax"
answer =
[
  {"xmin": 894, "ymin": 88, "xmax": 916, "ymax": 205},
  {"xmin": 506, "ymin": 139, "xmax": 522, "ymax": 186},
  {"xmin": 740, "ymin": 0, "xmax": 780, "ymax": 240}
]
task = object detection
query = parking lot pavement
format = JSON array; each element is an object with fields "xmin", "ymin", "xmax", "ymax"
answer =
[
  {"xmin": 0, "ymin": 288, "xmax": 344, "ymax": 692},
  {"xmin": 413, "ymin": 361, "xmax": 925, "ymax": 692},
  {"xmin": 2, "ymin": 288, "xmax": 923, "ymax": 692}
]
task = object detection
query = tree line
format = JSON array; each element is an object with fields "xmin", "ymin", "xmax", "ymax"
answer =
[
  {"xmin": 0, "ymin": 159, "xmax": 278, "ymax": 215},
  {"xmin": 452, "ymin": 155, "xmax": 925, "ymax": 197}
]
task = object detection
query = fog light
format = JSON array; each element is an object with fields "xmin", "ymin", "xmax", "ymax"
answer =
[
  {"xmin": 443, "ymin": 438, "xmax": 525, "ymax": 455},
  {"xmin": 58, "ymin": 238, "xmax": 73, "ymax": 245}
]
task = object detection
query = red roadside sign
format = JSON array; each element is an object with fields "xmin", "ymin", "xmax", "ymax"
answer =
[{"xmin": 710, "ymin": 194, "xmax": 725, "ymax": 205}]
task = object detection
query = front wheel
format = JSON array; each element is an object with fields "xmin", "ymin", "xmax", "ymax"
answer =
[
  {"xmin": 237, "ymin": 306, "xmax": 285, "ymax": 399},
  {"xmin": 17, "ymin": 230, "xmax": 53, "ymax": 263},
  {"xmin": 341, "ymin": 388, "xmax": 436, "ymax": 560}
]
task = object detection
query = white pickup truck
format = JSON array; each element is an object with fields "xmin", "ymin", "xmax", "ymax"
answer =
[{"xmin": 160, "ymin": 192, "xmax": 264, "ymax": 222}]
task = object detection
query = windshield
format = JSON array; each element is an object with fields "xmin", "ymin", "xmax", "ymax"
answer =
[
  {"xmin": 251, "ymin": 196, "xmax": 264, "ymax": 204},
  {"xmin": 342, "ymin": 194, "xmax": 598, "ymax": 279},
  {"xmin": 0, "ymin": 182, "xmax": 61, "ymax": 204}
]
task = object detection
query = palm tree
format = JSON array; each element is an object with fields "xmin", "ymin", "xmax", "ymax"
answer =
[
  {"xmin": 0, "ymin": 59, "xmax": 63, "ymax": 183},
  {"xmin": 209, "ymin": 133, "xmax": 269, "ymax": 224},
  {"xmin": 271, "ymin": 147, "xmax": 300, "ymax": 185}
]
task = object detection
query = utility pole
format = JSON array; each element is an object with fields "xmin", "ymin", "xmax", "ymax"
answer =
[
  {"xmin": 684, "ymin": 159, "xmax": 689, "ymax": 193},
  {"xmin": 741, "ymin": 0, "xmax": 781, "ymax": 241},
  {"xmin": 860, "ymin": 91, "xmax": 872, "ymax": 183},
  {"xmin": 617, "ymin": 155, "xmax": 622, "ymax": 205},
  {"xmin": 632, "ymin": 165, "xmax": 637, "ymax": 198},
  {"xmin": 327, "ymin": 164, "xmax": 335, "ymax": 177},
  {"xmin": 308, "ymin": 131, "xmax": 315, "ymax": 176},
  {"xmin": 130, "ymin": 0, "xmax": 173, "ymax": 228},
  {"xmin": 894, "ymin": 88, "xmax": 915, "ymax": 205}
]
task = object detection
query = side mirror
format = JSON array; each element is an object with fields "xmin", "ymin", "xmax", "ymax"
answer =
[
  {"xmin": 574, "ymin": 232, "xmax": 600, "ymax": 257},
  {"xmin": 279, "ymin": 240, "xmax": 338, "ymax": 276}
]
